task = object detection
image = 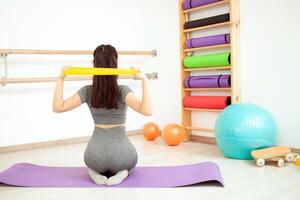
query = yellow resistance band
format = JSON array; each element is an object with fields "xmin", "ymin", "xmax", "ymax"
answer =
[{"xmin": 63, "ymin": 67, "xmax": 139, "ymax": 75}]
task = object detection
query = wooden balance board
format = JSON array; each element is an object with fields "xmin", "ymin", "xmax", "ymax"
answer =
[{"xmin": 251, "ymin": 146, "xmax": 291, "ymax": 160}]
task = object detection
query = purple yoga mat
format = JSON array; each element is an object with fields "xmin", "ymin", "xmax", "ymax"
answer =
[
  {"xmin": 183, "ymin": 0, "xmax": 222, "ymax": 10},
  {"xmin": 0, "ymin": 162, "xmax": 224, "ymax": 188},
  {"xmin": 186, "ymin": 34, "xmax": 230, "ymax": 49},
  {"xmin": 184, "ymin": 75, "xmax": 230, "ymax": 88}
]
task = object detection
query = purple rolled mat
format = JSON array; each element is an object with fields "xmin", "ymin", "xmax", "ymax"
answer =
[
  {"xmin": 186, "ymin": 34, "xmax": 230, "ymax": 49},
  {"xmin": 184, "ymin": 75, "xmax": 230, "ymax": 88},
  {"xmin": 183, "ymin": 0, "xmax": 222, "ymax": 10}
]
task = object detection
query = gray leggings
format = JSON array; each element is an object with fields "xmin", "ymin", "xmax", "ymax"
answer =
[{"xmin": 84, "ymin": 126, "xmax": 138, "ymax": 175}]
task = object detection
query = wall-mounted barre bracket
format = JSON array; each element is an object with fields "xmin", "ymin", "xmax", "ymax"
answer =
[
  {"xmin": 146, "ymin": 72, "xmax": 158, "ymax": 80},
  {"xmin": 151, "ymin": 49, "xmax": 157, "ymax": 57},
  {"xmin": 0, "ymin": 53, "xmax": 8, "ymax": 86}
]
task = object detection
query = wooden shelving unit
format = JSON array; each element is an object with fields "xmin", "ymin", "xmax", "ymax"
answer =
[
  {"xmin": 183, "ymin": 21, "xmax": 230, "ymax": 33},
  {"xmin": 184, "ymin": 87, "xmax": 231, "ymax": 91},
  {"xmin": 184, "ymin": 44, "xmax": 230, "ymax": 53},
  {"xmin": 179, "ymin": 0, "xmax": 240, "ymax": 144},
  {"xmin": 182, "ymin": 0, "xmax": 230, "ymax": 14},
  {"xmin": 184, "ymin": 108, "xmax": 223, "ymax": 112},
  {"xmin": 183, "ymin": 66, "xmax": 231, "ymax": 72}
]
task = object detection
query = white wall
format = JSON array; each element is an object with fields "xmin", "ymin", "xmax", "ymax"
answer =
[
  {"xmin": 0, "ymin": 0, "xmax": 181, "ymax": 146},
  {"xmin": 240, "ymin": 0, "xmax": 300, "ymax": 148},
  {"xmin": 1, "ymin": 0, "xmax": 299, "ymax": 149}
]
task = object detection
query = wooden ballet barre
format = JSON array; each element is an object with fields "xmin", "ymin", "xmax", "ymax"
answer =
[
  {"xmin": 0, "ymin": 49, "xmax": 157, "ymax": 56},
  {"xmin": 0, "ymin": 73, "xmax": 158, "ymax": 84}
]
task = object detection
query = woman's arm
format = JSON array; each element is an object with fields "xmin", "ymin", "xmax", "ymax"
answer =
[
  {"xmin": 52, "ymin": 68, "xmax": 82, "ymax": 113},
  {"xmin": 125, "ymin": 74, "xmax": 152, "ymax": 116}
]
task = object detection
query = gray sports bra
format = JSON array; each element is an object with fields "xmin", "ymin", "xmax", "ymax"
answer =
[{"xmin": 77, "ymin": 85, "xmax": 133, "ymax": 125}]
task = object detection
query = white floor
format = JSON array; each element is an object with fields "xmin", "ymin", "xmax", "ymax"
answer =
[{"xmin": 0, "ymin": 135, "xmax": 299, "ymax": 200}]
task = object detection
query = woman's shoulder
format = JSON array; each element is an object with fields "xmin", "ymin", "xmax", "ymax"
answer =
[
  {"xmin": 119, "ymin": 84, "xmax": 130, "ymax": 89},
  {"xmin": 83, "ymin": 84, "xmax": 92, "ymax": 89},
  {"xmin": 77, "ymin": 85, "xmax": 92, "ymax": 103},
  {"xmin": 119, "ymin": 85, "xmax": 133, "ymax": 93},
  {"xmin": 119, "ymin": 85, "xmax": 133, "ymax": 102}
]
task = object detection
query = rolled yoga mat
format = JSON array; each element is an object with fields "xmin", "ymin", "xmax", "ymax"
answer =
[
  {"xmin": 183, "ymin": 96, "xmax": 231, "ymax": 109},
  {"xmin": 184, "ymin": 75, "xmax": 231, "ymax": 88},
  {"xmin": 186, "ymin": 33, "xmax": 230, "ymax": 49},
  {"xmin": 183, "ymin": 0, "xmax": 223, "ymax": 10},
  {"xmin": 184, "ymin": 13, "xmax": 229, "ymax": 29},
  {"xmin": 0, "ymin": 162, "xmax": 224, "ymax": 188},
  {"xmin": 184, "ymin": 52, "xmax": 230, "ymax": 68}
]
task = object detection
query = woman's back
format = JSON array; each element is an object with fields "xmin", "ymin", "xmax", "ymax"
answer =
[{"xmin": 77, "ymin": 84, "xmax": 133, "ymax": 125}]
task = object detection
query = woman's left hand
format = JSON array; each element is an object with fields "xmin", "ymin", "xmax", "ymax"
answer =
[{"xmin": 59, "ymin": 66, "xmax": 71, "ymax": 80}]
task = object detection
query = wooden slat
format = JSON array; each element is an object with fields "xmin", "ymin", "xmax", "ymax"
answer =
[
  {"xmin": 179, "ymin": 0, "xmax": 191, "ymax": 141},
  {"xmin": 0, "ymin": 49, "xmax": 157, "ymax": 56},
  {"xmin": 189, "ymin": 135, "xmax": 216, "ymax": 145},
  {"xmin": 184, "ymin": 44, "xmax": 230, "ymax": 53},
  {"xmin": 184, "ymin": 108, "xmax": 223, "ymax": 112},
  {"xmin": 229, "ymin": 0, "xmax": 241, "ymax": 103},
  {"xmin": 185, "ymin": 126, "xmax": 215, "ymax": 132},
  {"xmin": 185, "ymin": 87, "xmax": 231, "ymax": 91},
  {"xmin": 183, "ymin": 0, "xmax": 229, "ymax": 14},
  {"xmin": 184, "ymin": 22, "xmax": 230, "ymax": 33},
  {"xmin": 184, "ymin": 66, "xmax": 231, "ymax": 71},
  {"xmin": 0, "ymin": 76, "xmax": 91, "ymax": 84}
]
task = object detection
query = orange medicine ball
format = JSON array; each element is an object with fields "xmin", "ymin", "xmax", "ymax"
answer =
[
  {"xmin": 162, "ymin": 124, "xmax": 186, "ymax": 146},
  {"xmin": 142, "ymin": 122, "xmax": 160, "ymax": 141}
]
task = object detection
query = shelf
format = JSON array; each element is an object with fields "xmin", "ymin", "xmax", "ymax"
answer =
[
  {"xmin": 184, "ymin": 108, "xmax": 223, "ymax": 112},
  {"xmin": 184, "ymin": 44, "xmax": 230, "ymax": 53},
  {"xmin": 185, "ymin": 126, "xmax": 215, "ymax": 132},
  {"xmin": 189, "ymin": 135, "xmax": 216, "ymax": 144},
  {"xmin": 184, "ymin": 22, "xmax": 230, "ymax": 33},
  {"xmin": 183, "ymin": 0, "xmax": 229, "ymax": 14},
  {"xmin": 185, "ymin": 87, "xmax": 230, "ymax": 91},
  {"xmin": 184, "ymin": 66, "xmax": 231, "ymax": 72}
]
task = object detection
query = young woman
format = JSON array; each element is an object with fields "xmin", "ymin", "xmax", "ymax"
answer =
[{"xmin": 53, "ymin": 44, "xmax": 152, "ymax": 185}]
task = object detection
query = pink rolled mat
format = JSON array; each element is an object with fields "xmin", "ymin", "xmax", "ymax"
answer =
[
  {"xmin": 0, "ymin": 162, "xmax": 224, "ymax": 188},
  {"xmin": 184, "ymin": 75, "xmax": 230, "ymax": 88},
  {"xmin": 183, "ymin": 0, "xmax": 222, "ymax": 10},
  {"xmin": 186, "ymin": 34, "xmax": 230, "ymax": 49},
  {"xmin": 183, "ymin": 96, "xmax": 231, "ymax": 109}
]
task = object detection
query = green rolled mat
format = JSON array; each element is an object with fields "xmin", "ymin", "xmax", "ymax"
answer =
[{"xmin": 184, "ymin": 52, "xmax": 230, "ymax": 68}]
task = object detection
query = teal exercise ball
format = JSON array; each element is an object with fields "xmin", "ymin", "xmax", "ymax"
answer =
[{"xmin": 215, "ymin": 103, "xmax": 276, "ymax": 160}]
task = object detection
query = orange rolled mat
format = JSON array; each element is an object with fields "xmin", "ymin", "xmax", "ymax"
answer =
[{"xmin": 183, "ymin": 96, "xmax": 231, "ymax": 109}]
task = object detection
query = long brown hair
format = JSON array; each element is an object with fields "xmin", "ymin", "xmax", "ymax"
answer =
[{"xmin": 91, "ymin": 44, "xmax": 120, "ymax": 109}]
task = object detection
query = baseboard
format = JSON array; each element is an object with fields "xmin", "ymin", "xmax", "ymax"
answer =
[
  {"xmin": 291, "ymin": 148, "xmax": 300, "ymax": 154},
  {"xmin": 189, "ymin": 135, "xmax": 300, "ymax": 153},
  {"xmin": 1, "ymin": 130, "xmax": 298, "ymax": 154},
  {"xmin": 0, "ymin": 129, "xmax": 141, "ymax": 154}
]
